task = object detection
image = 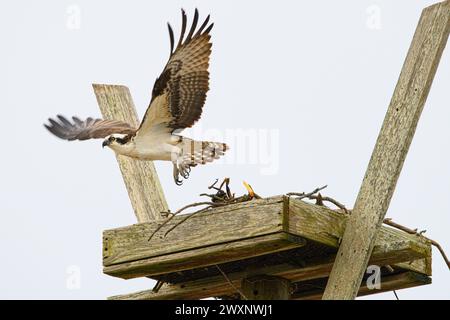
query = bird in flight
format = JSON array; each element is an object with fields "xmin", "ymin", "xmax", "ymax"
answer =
[{"xmin": 45, "ymin": 9, "xmax": 228, "ymax": 185}]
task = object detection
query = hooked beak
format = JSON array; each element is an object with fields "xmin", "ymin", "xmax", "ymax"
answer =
[{"xmin": 102, "ymin": 140, "xmax": 109, "ymax": 148}]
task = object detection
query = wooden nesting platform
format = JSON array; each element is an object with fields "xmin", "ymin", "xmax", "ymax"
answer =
[{"xmin": 103, "ymin": 196, "xmax": 432, "ymax": 300}]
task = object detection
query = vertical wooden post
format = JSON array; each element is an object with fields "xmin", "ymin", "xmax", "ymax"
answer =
[
  {"xmin": 323, "ymin": 1, "xmax": 450, "ymax": 300},
  {"xmin": 93, "ymin": 84, "xmax": 168, "ymax": 222},
  {"xmin": 242, "ymin": 276, "xmax": 291, "ymax": 300}
]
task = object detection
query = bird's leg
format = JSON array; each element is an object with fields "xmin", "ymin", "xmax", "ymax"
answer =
[
  {"xmin": 172, "ymin": 163, "xmax": 183, "ymax": 185},
  {"xmin": 170, "ymin": 146, "xmax": 184, "ymax": 185}
]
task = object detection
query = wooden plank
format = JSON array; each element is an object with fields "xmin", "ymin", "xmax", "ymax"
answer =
[
  {"xmin": 104, "ymin": 197, "xmax": 285, "ymax": 267},
  {"xmin": 103, "ymin": 196, "xmax": 430, "ymax": 282},
  {"xmin": 104, "ymin": 233, "xmax": 305, "ymax": 279},
  {"xmin": 103, "ymin": 198, "xmax": 307, "ymax": 279},
  {"xmin": 293, "ymin": 272, "xmax": 431, "ymax": 300},
  {"xmin": 288, "ymin": 199, "xmax": 431, "ymax": 261},
  {"xmin": 241, "ymin": 276, "xmax": 291, "ymax": 300},
  {"xmin": 395, "ymin": 257, "xmax": 432, "ymax": 276},
  {"xmin": 322, "ymin": 1, "xmax": 450, "ymax": 300},
  {"xmin": 93, "ymin": 84, "xmax": 168, "ymax": 222},
  {"xmin": 108, "ymin": 251, "xmax": 431, "ymax": 300}
]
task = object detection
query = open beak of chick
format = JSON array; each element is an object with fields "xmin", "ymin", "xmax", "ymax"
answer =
[{"xmin": 243, "ymin": 181, "xmax": 255, "ymax": 199}]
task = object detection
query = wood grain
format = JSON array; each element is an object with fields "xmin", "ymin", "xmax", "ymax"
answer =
[
  {"xmin": 108, "ymin": 252, "xmax": 431, "ymax": 300},
  {"xmin": 322, "ymin": 1, "xmax": 450, "ymax": 300},
  {"xmin": 293, "ymin": 272, "xmax": 431, "ymax": 300},
  {"xmin": 103, "ymin": 197, "xmax": 308, "ymax": 278},
  {"xmin": 288, "ymin": 199, "xmax": 431, "ymax": 261},
  {"xmin": 103, "ymin": 197, "xmax": 430, "ymax": 282},
  {"xmin": 92, "ymin": 84, "xmax": 168, "ymax": 222},
  {"xmin": 242, "ymin": 276, "xmax": 291, "ymax": 300},
  {"xmin": 104, "ymin": 233, "xmax": 304, "ymax": 279},
  {"xmin": 104, "ymin": 197, "xmax": 285, "ymax": 266}
]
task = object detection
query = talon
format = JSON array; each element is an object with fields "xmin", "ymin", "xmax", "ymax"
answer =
[
  {"xmin": 179, "ymin": 166, "xmax": 190, "ymax": 179},
  {"xmin": 172, "ymin": 163, "xmax": 183, "ymax": 186}
]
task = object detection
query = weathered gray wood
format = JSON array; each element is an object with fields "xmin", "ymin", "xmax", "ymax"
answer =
[
  {"xmin": 293, "ymin": 272, "xmax": 431, "ymax": 300},
  {"xmin": 103, "ymin": 197, "xmax": 430, "ymax": 280},
  {"xmin": 289, "ymin": 199, "xmax": 431, "ymax": 260},
  {"xmin": 93, "ymin": 84, "xmax": 168, "ymax": 222},
  {"xmin": 104, "ymin": 197, "xmax": 286, "ymax": 266},
  {"xmin": 322, "ymin": 1, "xmax": 450, "ymax": 300},
  {"xmin": 239, "ymin": 197, "xmax": 293, "ymax": 300},
  {"xmin": 107, "ymin": 253, "xmax": 431, "ymax": 300},
  {"xmin": 242, "ymin": 276, "xmax": 291, "ymax": 300},
  {"xmin": 103, "ymin": 197, "xmax": 306, "ymax": 279},
  {"xmin": 105, "ymin": 233, "xmax": 304, "ymax": 279}
]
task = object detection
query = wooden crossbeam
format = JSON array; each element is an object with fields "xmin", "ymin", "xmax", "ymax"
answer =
[
  {"xmin": 323, "ymin": 0, "xmax": 450, "ymax": 299},
  {"xmin": 292, "ymin": 271, "xmax": 431, "ymax": 300},
  {"xmin": 103, "ymin": 197, "xmax": 431, "ymax": 282},
  {"xmin": 103, "ymin": 197, "xmax": 304, "ymax": 279},
  {"xmin": 93, "ymin": 84, "xmax": 168, "ymax": 222},
  {"xmin": 107, "ymin": 256, "xmax": 431, "ymax": 300}
]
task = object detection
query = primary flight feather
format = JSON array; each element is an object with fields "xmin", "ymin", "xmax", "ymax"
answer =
[{"xmin": 45, "ymin": 9, "xmax": 228, "ymax": 185}]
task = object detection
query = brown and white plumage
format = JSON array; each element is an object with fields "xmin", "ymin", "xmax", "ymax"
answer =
[
  {"xmin": 44, "ymin": 115, "xmax": 135, "ymax": 141},
  {"xmin": 45, "ymin": 9, "xmax": 228, "ymax": 185}
]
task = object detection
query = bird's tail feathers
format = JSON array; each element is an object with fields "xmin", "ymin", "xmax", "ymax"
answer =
[{"xmin": 172, "ymin": 138, "xmax": 229, "ymax": 185}]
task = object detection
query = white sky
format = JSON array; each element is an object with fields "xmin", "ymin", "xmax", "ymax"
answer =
[{"xmin": 0, "ymin": 0, "xmax": 448, "ymax": 300}]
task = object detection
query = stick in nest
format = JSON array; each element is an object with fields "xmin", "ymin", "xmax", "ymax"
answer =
[
  {"xmin": 287, "ymin": 186, "xmax": 350, "ymax": 213},
  {"xmin": 383, "ymin": 218, "xmax": 450, "ymax": 269},
  {"xmin": 287, "ymin": 185, "xmax": 328, "ymax": 199},
  {"xmin": 215, "ymin": 265, "xmax": 248, "ymax": 300},
  {"xmin": 148, "ymin": 178, "xmax": 262, "ymax": 241},
  {"xmin": 310, "ymin": 193, "xmax": 349, "ymax": 213},
  {"xmin": 152, "ymin": 280, "xmax": 164, "ymax": 293},
  {"xmin": 148, "ymin": 202, "xmax": 216, "ymax": 241}
]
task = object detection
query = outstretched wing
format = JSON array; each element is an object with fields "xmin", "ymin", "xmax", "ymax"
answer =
[
  {"xmin": 137, "ymin": 9, "xmax": 213, "ymax": 136},
  {"xmin": 45, "ymin": 115, "xmax": 136, "ymax": 141}
]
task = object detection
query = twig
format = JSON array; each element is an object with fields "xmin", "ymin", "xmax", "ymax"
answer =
[
  {"xmin": 199, "ymin": 193, "xmax": 226, "ymax": 202},
  {"xmin": 215, "ymin": 265, "xmax": 248, "ymax": 300},
  {"xmin": 383, "ymin": 218, "xmax": 417, "ymax": 234},
  {"xmin": 287, "ymin": 185, "xmax": 328, "ymax": 199},
  {"xmin": 148, "ymin": 202, "xmax": 216, "ymax": 241},
  {"xmin": 287, "ymin": 186, "xmax": 348, "ymax": 213},
  {"xmin": 383, "ymin": 218, "xmax": 450, "ymax": 269},
  {"xmin": 309, "ymin": 194, "xmax": 349, "ymax": 213},
  {"xmin": 393, "ymin": 290, "xmax": 399, "ymax": 300},
  {"xmin": 384, "ymin": 265, "xmax": 395, "ymax": 273},
  {"xmin": 159, "ymin": 178, "xmax": 264, "ymax": 239},
  {"xmin": 164, "ymin": 205, "xmax": 214, "ymax": 237},
  {"xmin": 152, "ymin": 280, "xmax": 164, "ymax": 293},
  {"xmin": 428, "ymin": 239, "xmax": 450, "ymax": 269},
  {"xmin": 208, "ymin": 178, "xmax": 219, "ymax": 190}
]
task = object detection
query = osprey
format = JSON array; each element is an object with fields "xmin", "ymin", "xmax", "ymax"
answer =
[{"xmin": 45, "ymin": 9, "xmax": 228, "ymax": 185}]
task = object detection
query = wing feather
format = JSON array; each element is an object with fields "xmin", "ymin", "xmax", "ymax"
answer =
[
  {"xmin": 185, "ymin": 8, "xmax": 199, "ymax": 43},
  {"xmin": 168, "ymin": 23, "xmax": 175, "ymax": 54},
  {"xmin": 45, "ymin": 115, "xmax": 136, "ymax": 141},
  {"xmin": 137, "ymin": 9, "xmax": 213, "ymax": 137},
  {"xmin": 177, "ymin": 9, "xmax": 188, "ymax": 49}
]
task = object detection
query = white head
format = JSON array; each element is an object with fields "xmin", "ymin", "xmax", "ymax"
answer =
[{"xmin": 102, "ymin": 134, "xmax": 136, "ymax": 155}]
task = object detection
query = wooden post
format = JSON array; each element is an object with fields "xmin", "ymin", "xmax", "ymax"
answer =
[
  {"xmin": 241, "ymin": 276, "xmax": 291, "ymax": 300},
  {"xmin": 323, "ymin": 1, "xmax": 450, "ymax": 300},
  {"xmin": 93, "ymin": 84, "xmax": 168, "ymax": 222}
]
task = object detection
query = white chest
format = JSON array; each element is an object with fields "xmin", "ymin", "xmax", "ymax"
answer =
[{"xmin": 131, "ymin": 131, "xmax": 178, "ymax": 161}]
